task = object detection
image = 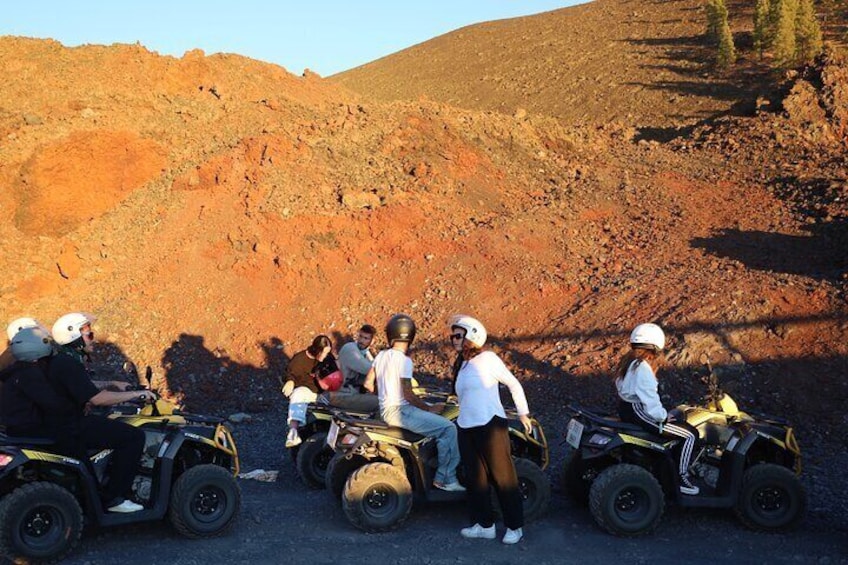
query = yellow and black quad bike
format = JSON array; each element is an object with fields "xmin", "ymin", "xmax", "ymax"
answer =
[
  {"xmin": 562, "ymin": 358, "xmax": 804, "ymax": 537},
  {"xmin": 0, "ymin": 366, "xmax": 240, "ymax": 563},
  {"xmin": 325, "ymin": 391, "xmax": 550, "ymax": 532},
  {"xmin": 288, "ymin": 379, "xmax": 437, "ymax": 490}
]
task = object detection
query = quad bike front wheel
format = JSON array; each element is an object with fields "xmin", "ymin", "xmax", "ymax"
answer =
[
  {"xmin": 169, "ymin": 464, "xmax": 241, "ymax": 538},
  {"xmin": 735, "ymin": 463, "xmax": 806, "ymax": 531},
  {"xmin": 0, "ymin": 482, "xmax": 83, "ymax": 563},
  {"xmin": 491, "ymin": 457, "xmax": 551, "ymax": 522},
  {"xmin": 342, "ymin": 462, "xmax": 412, "ymax": 532},
  {"xmin": 296, "ymin": 432, "xmax": 333, "ymax": 489},
  {"xmin": 589, "ymin": 464, "xmax": 664, "ymax": 536}
]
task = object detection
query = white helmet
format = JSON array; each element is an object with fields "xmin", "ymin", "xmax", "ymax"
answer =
[
  {"xmin": 630, "ymin": 323, "xmax": 665, "ymax": 351},
  {"xmin": 6, "ymin": 317, "xmax": 44, "ymax": 342},
  {"xmin": 52, "ymin": 312, "xmax": 97, "ymax": 346},
  {"xmin": 10, "ymin": 326, "xmax": 54, "ymax": 362},
  {"xmin": 450, "ymin": 315, "xmax": 487, "ymax": 348}
]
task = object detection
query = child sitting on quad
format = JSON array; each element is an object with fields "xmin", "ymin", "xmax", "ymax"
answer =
[{"xmin": 615, "ymin": 323, "xmax": 699, "ymax": 495}]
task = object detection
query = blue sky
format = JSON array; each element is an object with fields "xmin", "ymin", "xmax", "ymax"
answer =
[{"xmin": 0, "ymin": 1, "xmax": 585, "ymax": 76}]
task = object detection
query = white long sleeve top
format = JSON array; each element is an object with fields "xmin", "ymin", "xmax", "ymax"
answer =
[
  {"xmin": 455, "ymin": 351, "xmax": 529, "ymax": 429},
  {"xmin": 616, "ymin": 359, "xmax": 668, "ymax": 422}
]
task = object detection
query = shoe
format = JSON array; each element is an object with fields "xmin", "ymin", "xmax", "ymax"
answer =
[
  {"xmin": 107, "ymin": 499, "xmax": 144, "ymax": 513},
  {"xmin": 285, "ymin": 428, "xmax": 302, "ymax": 448},
  {"xmin": 461, "ymin": 523, "xmax": 495, "ymax": 539},
  {"xmin": 680, "ymin": 475, "xmax": 700, "ymax": 495},
  {"xmin": 502, "ymin": 527, "xmax": 523, "ymax": 544},
  {"xmin": 433, "ymin": 481, "xmax": 466, "ymax": 492}
]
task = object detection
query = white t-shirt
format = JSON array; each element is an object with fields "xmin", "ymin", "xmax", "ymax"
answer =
[
  {"xmin": 373, "ymin": 348, "xmax": 413, "ymax": 410},
  {"xmin": 455, "ymin": 351, "xmax": 529, "ymax": 429},
  {"xmin": 616, "ymin": 359, "xmax": 667, "ymax": 422}
]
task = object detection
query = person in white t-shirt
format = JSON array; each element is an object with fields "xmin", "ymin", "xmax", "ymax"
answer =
[
  {"xmin": 616, "ymin": 323, "xmax": 699, "ymax": 496},
  {"xmin": 363, "ymin": 314, "xmax": 464, "ymax": 492},
  {"xmin": 450, "ymin": 315, "xmax": 532, "ymax": 545}
]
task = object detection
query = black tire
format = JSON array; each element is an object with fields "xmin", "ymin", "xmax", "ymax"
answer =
[
  {"xmin": 169, "ymin": 464, "xmax": 241, "ymax": 538},
  {"xmin": 490, "ymin": 458, "xmax": 551, "ymax": 523},
  {"xmin": 561, "ymin": 447, "xmax": 592, "ymax": 506},
  {"xmin": 734, "ymin": 464, "xmax": 806, "ymax": 531},
  {"xmin": 326, "ymin": 453, "xmax": 368, "ymax": 500},
  {"xmin": 589, "ymin": 464, "xmax": 664, "ymax": 536},
  {"xmin": 0, "ymin": 482, "xmax": 83, "ymax": 563},
  {"xmin": 342, "ymin": 462, "xmax": 412, "ymax": 532},
  {"xmin": 296, "ymin": 432, "xmax": 333, "ymax": 489}
]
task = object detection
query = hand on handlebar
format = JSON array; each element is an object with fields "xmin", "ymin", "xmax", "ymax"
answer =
[
  {"xmin": 137, "ymin": 390, "xmax": 158, "ymax": 404},
  {"xmin": 519, "ymin": 414, "xmax": 533, "ymax": 435}
]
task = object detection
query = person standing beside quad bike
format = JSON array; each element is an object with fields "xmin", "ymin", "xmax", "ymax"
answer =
[
  {"xmin": 363, "ymin": 313, "xmax": 464, "ymax": 492},
  {"xmin": 450, "ymin": 315, "xmax": 532, "ymax": 545},
  {"xmin": 283, "ymin": 335, "xmax": 343, "ymax": 448},
  {"xmin": 49, "ymin": 312, "xmax": 157, "ymax": 513},
  {"xmin": 616, "ymin": 323, "xmax": 699, "ymax": 495}
]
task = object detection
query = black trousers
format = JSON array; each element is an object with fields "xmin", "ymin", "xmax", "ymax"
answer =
[
  {"xmin": 458, "ymin": 416, "xmax": 523, "ymax": 530},
  {"xmin": 57, "ymin": 415, "xmax": 146, "ymax": 505},
  {"xmin": 619, "ymin": 400, "xmax": 698, "ymax": 476}
]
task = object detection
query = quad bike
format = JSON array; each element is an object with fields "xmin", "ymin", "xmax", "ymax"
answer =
[
  {"xmin": 0, "ymin": 365, "xmax": 241, "ymax": 563},
  {"xmin": 325, "ymin": 395, "xmax": 550, "ymax": 532},
  {"xmin": 562, "ymin": 357, "xmax": 804, "ymax": 536},
  {"xmin": 287, "ymin": 378, "xmax": 440, "ymax": 489}
]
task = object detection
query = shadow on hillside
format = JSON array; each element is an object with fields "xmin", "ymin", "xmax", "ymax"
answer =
[
  {"xmin": 624, "ymin": 30, "xmax": 774, "ymax": 142},
  {"xmin": 690, "ymin": 221, "xmax": 847, "ymax": 282}
]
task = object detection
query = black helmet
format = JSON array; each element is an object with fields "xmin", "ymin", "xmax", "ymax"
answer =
[{"xmin": 386, "ymin": 314, "xmax": 416, "ymax": 345}]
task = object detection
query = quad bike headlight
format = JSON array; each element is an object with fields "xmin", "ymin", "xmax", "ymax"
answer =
[{"xmin": 0, "ymin": 454, "xmax": 13, "ymax": 467}]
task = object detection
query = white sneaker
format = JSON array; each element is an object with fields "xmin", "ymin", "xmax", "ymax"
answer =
[
  {"xmin": 502, "ymin": 527, "xmax": 523, "ymax": 544},
  {"xmin": 285, "ymin": 429, "xmax": 302, "ymax": 448},
  {"xmin": 461, "ymin": 523, "xmax": 495, "ymax": 539},
  {"xmin": 434, "ymin": 481, "xmax": 466, "ymax": 492},
  {"xmin": 107, "ymin": 500, "xmax": 144, "ymax": 513}
]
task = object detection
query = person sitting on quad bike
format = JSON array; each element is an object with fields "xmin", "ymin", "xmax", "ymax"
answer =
[
  {"xmin": 52, "ymin": 313, "xmax": 135, "ymax": 392},
  {"xmin": 1, "ymin": 326, "xmax": 68, "ymax": 438},
  {"xmin": 49, "ymin": 312, "xmax": 156, "ymax": 513},
  {"xmin": 363, "ymin": 314, "xmax": 464, "ymax": 492},
  {"xmin": 1, "ymin": 317, "xmax": 48, "ymax": 374},
  {"xmin": 615, "ymin": 323, "xmax": 699, "ymax": 495},
  {"xmin": 337, "ymin": 324, "xmax": 376, "ymax": 392},
  {"xmin": 283, "ymin": 335, "xmax": 343, "ymax": 448}
]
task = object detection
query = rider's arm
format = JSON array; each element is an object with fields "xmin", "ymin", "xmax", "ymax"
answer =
[
  {"xmin": 633, "ymin": 364, "xmax": 668, "ymax": 422},
  {"xmin": 401, "ymin": 379, "xmax": 438, "ymax": 412},
  {"xmin": 91, "ymin": 380, "xmax": 131, "ymax": 391},
  {"xmin": 363, "ymin": 366, "xmax": 376, "ymax": 393},
  {"xmin": 89, "ymin": 389, "xmax": 153, "ymax": 407},
  {"xmin": 487, "ymin": 352, "xmax": 530, "ymax": 416},
  {"xmin": 339, "ymin": 343, "xmax": 372, "ymax": 376}
]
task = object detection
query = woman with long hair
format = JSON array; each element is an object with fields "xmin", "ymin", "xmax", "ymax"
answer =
[
  {"xmin": 616, "ymin": 323, "xmax": 699, "ymax": 495},
  {"xmin": 282, "ymin": 334, "xmax": 338, "ymax": 448},
  {"xmin": 450, "ymin": 315, "xmax": 532, "ymax": 545}
]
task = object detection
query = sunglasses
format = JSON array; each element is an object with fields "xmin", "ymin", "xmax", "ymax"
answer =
[{"xmin": 450, "ymin": 333, "xmax": 465, "ymax": 341}]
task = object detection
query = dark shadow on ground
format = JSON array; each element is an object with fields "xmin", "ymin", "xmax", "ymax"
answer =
[{"xmin": 691, "ymin": 222, "xmax": 847, "ymax": 282}]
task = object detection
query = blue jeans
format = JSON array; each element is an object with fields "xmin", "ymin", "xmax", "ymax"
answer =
[{"xmin": 382, "ymin": 404, "xmax": 460, "ymax": 485}]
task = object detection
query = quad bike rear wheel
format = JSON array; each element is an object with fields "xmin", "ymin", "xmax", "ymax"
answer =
[
  {"xmin": 326, "ymin": 452, "xmax": 368, "ymax": 500},
  {"xmin": 296, "ymin": 432, "xmax": 333, "ymax": 489},
  {"xmin": 0, "ymin": 482, "xmax": 83, "ymax": 563},
  {"xmin": 589, "ymin": 464, "xmax": 664, "ymax": 536},
  {"xmin": 735, "ymin": 463, "xmax": 805, "ymax": 531},
  {"xmin": 342, "ymin": 462, "xmax": 412, "ymax": 532},
  {"xmin": 169, "ymin": 464, "xmax": 241, "ymax": 538}
]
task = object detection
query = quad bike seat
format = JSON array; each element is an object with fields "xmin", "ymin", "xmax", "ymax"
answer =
[
  {"xmin": 337, "ymin": 415, "xmax": 428, "ymax": 444},
  {"xmin": 0, "ymin": 433, "xmax": 55, "ymax": 447}
]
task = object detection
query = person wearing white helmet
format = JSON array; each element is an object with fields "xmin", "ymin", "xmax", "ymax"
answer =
[
  {"xmin": 47, "ymin": 312, "xmax": 153, "ymax": 513},
  {"xmin": 615, "ymin": 323, "xmax": 700, "ymax": 495},
  {"xmin": 1, "ymin": 317, "xmax": 47, "ymax": 373},
  {"xmin": 0, "ymin": 327, "xmax": 67, "ymax": 438},
  {"xmin": 449, "ymin": 315, "xmax": 532, "ymax": 545},
  {"xmin": 51, "ymin": 312, "xmax": 132, "ymax": 391},
  {"xmin": 364, "ymin": 314, "xmax": 464, "ymax": 492}
]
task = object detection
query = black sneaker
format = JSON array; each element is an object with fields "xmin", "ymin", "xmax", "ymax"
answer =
[{"xmin": 680, "ymin": 475, "xmax": 699, "ymax": 495}]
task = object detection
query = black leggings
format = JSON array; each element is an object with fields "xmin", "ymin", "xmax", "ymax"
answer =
[
  {"xmin": 458, "ymin": 416, "xmax": 523, "ymax": 530},
  {"xmin": 57, "ymin": 416, "xmax": 146, "ymax": 505},
  {"xmin": 619, "ymin": 400, "xmax": 698, "ymax": 476}
]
